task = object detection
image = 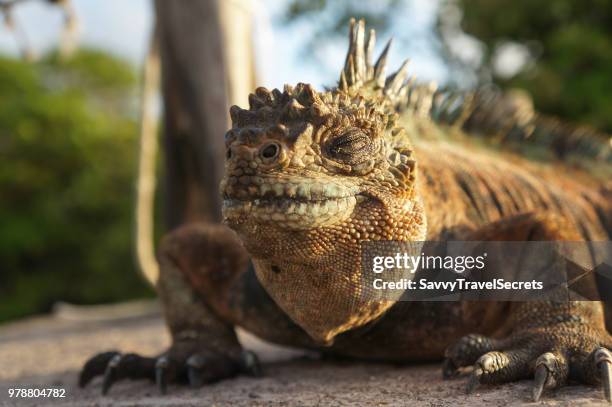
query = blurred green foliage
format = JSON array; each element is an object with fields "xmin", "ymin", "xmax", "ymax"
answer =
[
  {"xmin": 0, "ymin": 50, "xmax": 154, "ymax": 322},
  {"xmin": 444, "ymin": 0, "xmax": 612, "ymax": 133}
]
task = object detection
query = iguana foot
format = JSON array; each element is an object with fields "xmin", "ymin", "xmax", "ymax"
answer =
[
  {"xmin": 79, "ymin": 345, "xmax": 261, "ymax": 395},
  {"xmin": 78, "ymin": 223, "xmax": 262, "ymax": 395},
  {"xmin": 443, "ymin": 328, "xmax": 612, "ymax": 403}
]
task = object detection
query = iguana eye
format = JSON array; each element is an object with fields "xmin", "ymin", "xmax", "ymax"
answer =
[{"xmin": 327, "ymin": 130, "xmax": 372, "ymax": 163}]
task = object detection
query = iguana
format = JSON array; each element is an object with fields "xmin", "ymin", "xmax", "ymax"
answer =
[{"xmin": 80, "ymin": 19, "xmax": 612, "ymax": 403}]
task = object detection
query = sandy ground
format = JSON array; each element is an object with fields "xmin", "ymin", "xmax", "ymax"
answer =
[{"xmin": 0, "ymin": 301, "xmax": 609, "ymax": 407}]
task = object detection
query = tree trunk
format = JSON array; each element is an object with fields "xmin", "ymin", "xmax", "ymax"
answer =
[{"xmin": 155, "ymin": 0, "xmax": 254, "ymax": 229}]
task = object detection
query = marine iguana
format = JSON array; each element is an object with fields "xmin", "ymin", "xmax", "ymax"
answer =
[{"xmin": 80, "ymin": 19, "xmax": 612, "ymax": 403}]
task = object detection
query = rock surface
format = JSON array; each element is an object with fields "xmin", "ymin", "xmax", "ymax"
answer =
[{"xmin": 0, "ymin": 301, "xmax": 608, "ymax": 406}]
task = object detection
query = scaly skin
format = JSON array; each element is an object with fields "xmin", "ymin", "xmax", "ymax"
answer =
[{"xmin": 81, "ymin": 19, "xmax": 612, "ymax": 403}]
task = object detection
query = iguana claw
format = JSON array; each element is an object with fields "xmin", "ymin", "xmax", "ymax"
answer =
[
  {"xmin": 442, "ymin": 358, "xmax": 458, "ymax": 379},
  {"xmin": 155, "ymin": 356, "xmax": 169, "ymax": 394},
  {"xmin": 602, "ymin": 362, "xmax": 611, "ymax": 403},
  {"xmin": 79, "ymin": 351, "xmax": 120, "ymax": 388},
  {"xmin": 240, "ymin": 350, "xmax": 263, "ymax": 377},
  {"xmin": 595, "ymin": 348, "xmax": 612, "ymax": 403},
  {"xmin": 186, "ymin": 354, "xmax": 206, "ymax": 388},
  {"xmin": 102, "ymin": 354, "xmax": 122, "ymax": 395},
  {"xmin": 465, "ymin": 367, "xmax": 482, "ymax": 394},
  {"xmin": 531, "ymin": 352, "xmax": 565, "ymax": 402},
  {"xmin": 532, "ymin": 363, "xmax": 548, "ymax": 402}
]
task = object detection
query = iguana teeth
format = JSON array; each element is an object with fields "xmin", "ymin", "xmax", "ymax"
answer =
[
  {"xmin": 285, "ymin": 183, "xmax": 297, "ymax": 198},
  {"xmin": 260, "ymin": 184, "xmax": 272, "ymax": 196},
  {"xmin": 227, "ymin": 181, "xmax": 359, "ymax": 204},
  {"xmin": 297, "ymin": 184, "xmax": 311, "ymax": 200},
  {"xmin": 225, "ymin": 194, "xmax": 358, "ymax": 230},
  {"xmin": 310, "ymin": 204, "xmax": 320, "ymax": 216},
  {"xmin": 310, "ymin": 183, "xmax": 324, "ymax": 198},
  {"xmin": 296, "ymin": 203, "xmax": 307, "ymax": 215},
  {"xmin": 324, "ymin": 184, "xmax": 338, "ymax": 197},
  {"xmin": 319, "ymin": 202, "xmax": 329, "ymax": 215},
  {"xmin": 273, "ymin": 184, "xmax": 284, "ymax": 197}
]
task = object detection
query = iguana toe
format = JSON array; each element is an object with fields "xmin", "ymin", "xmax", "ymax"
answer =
[
  {"xmin": 442, "ymin": 333, "xmax": 499, "ymax": 378},
  {"xmin": 184, "ymin": 352, "xmax": 244, "ymax": 388},
  {"xmin": 79, "ymin": 351, "xmax": 120, "ymax": 388},
  {"xmin": 80, "ymin": 346, "xmax": 260, "ymax": 395},
  {"xmin": 444, "ymin": 330, "xmax": 612, "ymax": 403},
  {"xmin": 80, "ymin": 351, "xmax": 156, "ymax": 394},
  {"xmin": 465, "ymin": 350, "xmax": 536, "ymax": 392}
]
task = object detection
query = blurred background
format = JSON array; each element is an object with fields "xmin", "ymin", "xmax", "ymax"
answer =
[{"xmin": 1, "ymin": 0, "xmax": 610, "ymax": 323}]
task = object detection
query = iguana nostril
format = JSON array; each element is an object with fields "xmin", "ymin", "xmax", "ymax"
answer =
[
  {"xmin": 260, "ymin": 142, "xmax": 280, "ymax": 161},
  {"xmin": 226, "ymin": 148, "xmax": 232, "ymax": 160}
]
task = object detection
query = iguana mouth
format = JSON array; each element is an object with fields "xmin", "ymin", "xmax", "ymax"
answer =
[{"xmin": 221, "ymin": 179, "xmax": 360, "ymax": 229}]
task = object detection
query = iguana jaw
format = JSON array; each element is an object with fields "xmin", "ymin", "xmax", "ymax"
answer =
[{"xmin": 221, "ymin": 176, "xmax": 361, "ymax": 230}]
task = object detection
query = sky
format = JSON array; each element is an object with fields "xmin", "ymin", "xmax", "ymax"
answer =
[
  {"xmin": 0, "ymin": 0, "xmax": 450, "ymax": 89},
  {"xmin": 0, "ymin": 0, "xmax": 152, "ymax": 63}
]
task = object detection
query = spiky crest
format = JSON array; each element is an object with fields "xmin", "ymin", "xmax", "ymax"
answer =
[
  {"xmin": 339, "ymin": 19, "xmax": 610, "ymax": 163},
  {"xmin": 338, "ymin": 18, "xmax": 437, "ymax": 118},
  {"xmin": 433, "ymin": 87, "xmax": 612, "ymax": 162}
]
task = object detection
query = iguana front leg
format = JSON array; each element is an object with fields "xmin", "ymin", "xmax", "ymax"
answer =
[
  {"xmin": 79, "ymin": 224, "xmax": 261, "ymax": 394},
  {"xmin": 442, "ymin": 213, "xmax": 612, "ymax": 402}
]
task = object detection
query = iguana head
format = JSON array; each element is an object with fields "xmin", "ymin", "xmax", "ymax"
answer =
[{"xmin": 221, "ymin": 19, "xmax": 427, "ymax": 344}]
